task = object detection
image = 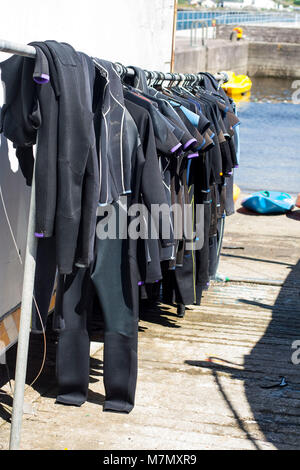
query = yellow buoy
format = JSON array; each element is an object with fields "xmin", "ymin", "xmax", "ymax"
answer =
[
  {"xmin": 233, "ymin": 184, "xmax": 240, "ymax": 202},
  {"xmin": 222, "ymin": 71, "xmax": 252, "ymax": 96}
]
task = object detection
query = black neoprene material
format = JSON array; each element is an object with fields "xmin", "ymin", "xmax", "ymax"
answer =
[
  {"xmin": 55, "ymin": 267, "xmax": 92, "ymax": 406},
  {"xmin": 91, "ymin": 202, "xmax": 138, "ymax": 413}
]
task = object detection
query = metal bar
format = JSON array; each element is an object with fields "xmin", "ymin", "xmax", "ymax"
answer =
[
  {"xmin": 190, "ymin": 20, "xmax": 208, "ymax": 47},
  {"xmin": 0, "ymin": 37, "xmax": 37, "ymax": 450},
  {"xmin": 170, "ymin": 0, "xmax": 178, "ymax": 73},
  {"xmin": 0, "ymin": 38, "xmax": 228, "ymax": 84},
  {"xmin": 9, "ymin": 160, "xmax": 37, "ymax": 450},
  {"xmin": 215, "ymin": 274, "xmax": 284, "ymax": 287},
  {"xmin": 0, "ymin": 38, "xmax": 37, "ymax": 451},
  {"xmin": 228, "ymin": 277, "xmax": 284, "ymax": 287},
  {"xmin": 0, "ymin": 39, "xmax": 36, "ymax": 58}
]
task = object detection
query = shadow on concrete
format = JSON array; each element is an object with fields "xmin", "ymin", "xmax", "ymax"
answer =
[
  {"xmin": 139, "ymin": 301, "xmax": 182, "ymax": 329},
  {"xmin": 0, "ymin": 297, "xmax": 179, "ymax": 428},
  {"xmin": 1, "ymin": 256, "xmax": 299, "ymax": 447},
  {"xmin": 221, "ymin": 251, "xmax": 293, "ymax": 267},
  {"xmin": 237, "ymin": 207, "xmax": 300, "ymax": 221},
  {"xmin": 0, "ymin": 385, "xmax": 13, "ymax": 424},
  {"xmin": 185, "ymin": 259, "xmax": 300, "ymax": 450},
  {"xmin": 236, "ymin": 206, "xmax": 283, "ymax": 216},
  {"xmin": 286, "ymin": 210, "xmax": 300, "ymax": 221}
]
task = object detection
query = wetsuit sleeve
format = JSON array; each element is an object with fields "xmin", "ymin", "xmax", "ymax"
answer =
[{"xmin": 33, "ymin": 47, "xmax": 50, "ymax": 84}]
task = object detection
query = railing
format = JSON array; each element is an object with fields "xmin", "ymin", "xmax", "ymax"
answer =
[
  {"xmin": 177, "ymin": 10, "xmax": 299, "ymax": 30},
  {"xmin": 190, "ymin": 20, "xmax": 209, "ymax": 46}
]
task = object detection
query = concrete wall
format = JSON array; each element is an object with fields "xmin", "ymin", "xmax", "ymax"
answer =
[
  {"xmin": 217, "ymin": 25, "xmax": 300, "ymax": 44},
  {"xmin": 248, "ymin": 41, "xmax": 300, "ymax": 77},
  {"xmin": 0, "ymin": 0, "xmax": 174, "ymax": 71},
  {"xmin": 206, "ymin": 41, "xmax": 248, "ymax": 75},
  {"xmin": 174, "ymin": 43, "xmax": 207, "ymax": 73},
  {"xmin": 175, "ymin": 33, "xmax": 300, "ymax": 78},
  {"xmin": 174, "ymin": 39, "xmax": 248, "ymax": 74}
]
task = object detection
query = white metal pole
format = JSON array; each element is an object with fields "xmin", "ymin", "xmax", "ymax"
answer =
[
  {"xmin": 9, "ymin": 164, "xmax": 37, "ymax": 450},
  {"xmin": 0, "ymin": 37, "xmax": 37, "ymax": 451},
  {"xmin": 0, "ymin": 39, "xmax": 36, "ymax": 58}
]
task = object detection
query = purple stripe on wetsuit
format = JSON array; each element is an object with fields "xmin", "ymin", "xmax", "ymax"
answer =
[
  {"xmin": 170, "ymin": 142, "xmax": 182, "ymax": 154},
  {"xmin": 35, "ymin": 232, "xmax": 44, "ymax": 238},
  {"xmin": 33, "ymin": 73, "xmax": 50, "ymax": 84},
  {"xmin": 187, "ymin": 152, "xmax": 198, "ymax": 159},
  {"xmin": 183, "ymin": 138, "xmax": 197, "ymax": 150}
]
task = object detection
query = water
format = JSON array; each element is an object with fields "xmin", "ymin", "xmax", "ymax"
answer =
[
  {"xmin": 248, "ymin": 77, "xmax": 297, "ymax": 103},
  {"xmin": 235, "ymin": 77, "xmax": 300, "ymax": 196}
]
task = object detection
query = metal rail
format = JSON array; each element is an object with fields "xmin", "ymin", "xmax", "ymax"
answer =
[
  {"xmin": 190, "ymin": 20, "xmax": 208, "ymax": 47},
  {"xmin": 0, "ymin": 38, "xmax": 228, "ymax": 85},
  {"xmin": 9, "ymin": 160, "xmax": 37, "ymax": 450},
  {"xmin": 0, "ymin": 39, "xmax": 36, "ymax": 58},
  {"xmin": 177, "ymin": 9, "xmax": 299, "ymax": 30}
]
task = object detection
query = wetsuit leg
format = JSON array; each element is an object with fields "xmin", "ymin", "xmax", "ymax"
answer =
[
  {"xmin": 195, "ymin": 202, "xmax": 211, "ymax": 305},
  {"xmin": 91, "ymin": 202, "xmax": 138, "ymax": 413},
  {"xmin": 31, "ymin": 237, "xmax": 57, "ymax": 333},
  {"xmin": 55, "ymin": 267, "xmax": 91, "ymax": 406}
]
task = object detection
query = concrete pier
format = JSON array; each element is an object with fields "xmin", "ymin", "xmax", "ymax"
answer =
[
  {"xmin": 248, "ymin": 41, "xmax": 300, "ymax": 78},
  {"xmin": 175, "ymin": 25, "xmax": 300, "ymax": 78},
  {"xmin": 217, "ymin": 24, "xmax": 300, "ymax": 44},
  {"xmin": 0, "ymin": 194, "xmax": 299, "ymax": 450},
  {"xmin": 175, "ymin": 38, "xmax": 249, "ymax": 75}
]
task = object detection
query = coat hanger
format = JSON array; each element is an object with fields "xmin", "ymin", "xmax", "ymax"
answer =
[
  {"xmin": 168, "ymin": 72, "xmax": 186, "ymax": 93},
  {"xmin": 147, "ymin": 71, "xmax": 155, "ymax": 87},
  {"xmin": 166, "ymin": 72, "xmax": 177, "ymax": 89},
  {"xmin": 115, "ymin": 62, "xmax": 127, "ymax": 82},
  {"xmin": 175, "ymin": 73, "xmax": 185, "ymax": 88},
  {"xmin": 177, "ymin": 74, "xmax": 196, "ymax": 97},
  {"xmin": 154, "ymin": 71, "xmax": 175, "ymax": 97},
  {"xmin": 152, "ymin": 71, "xmax": 163, "ymax": 88}
]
